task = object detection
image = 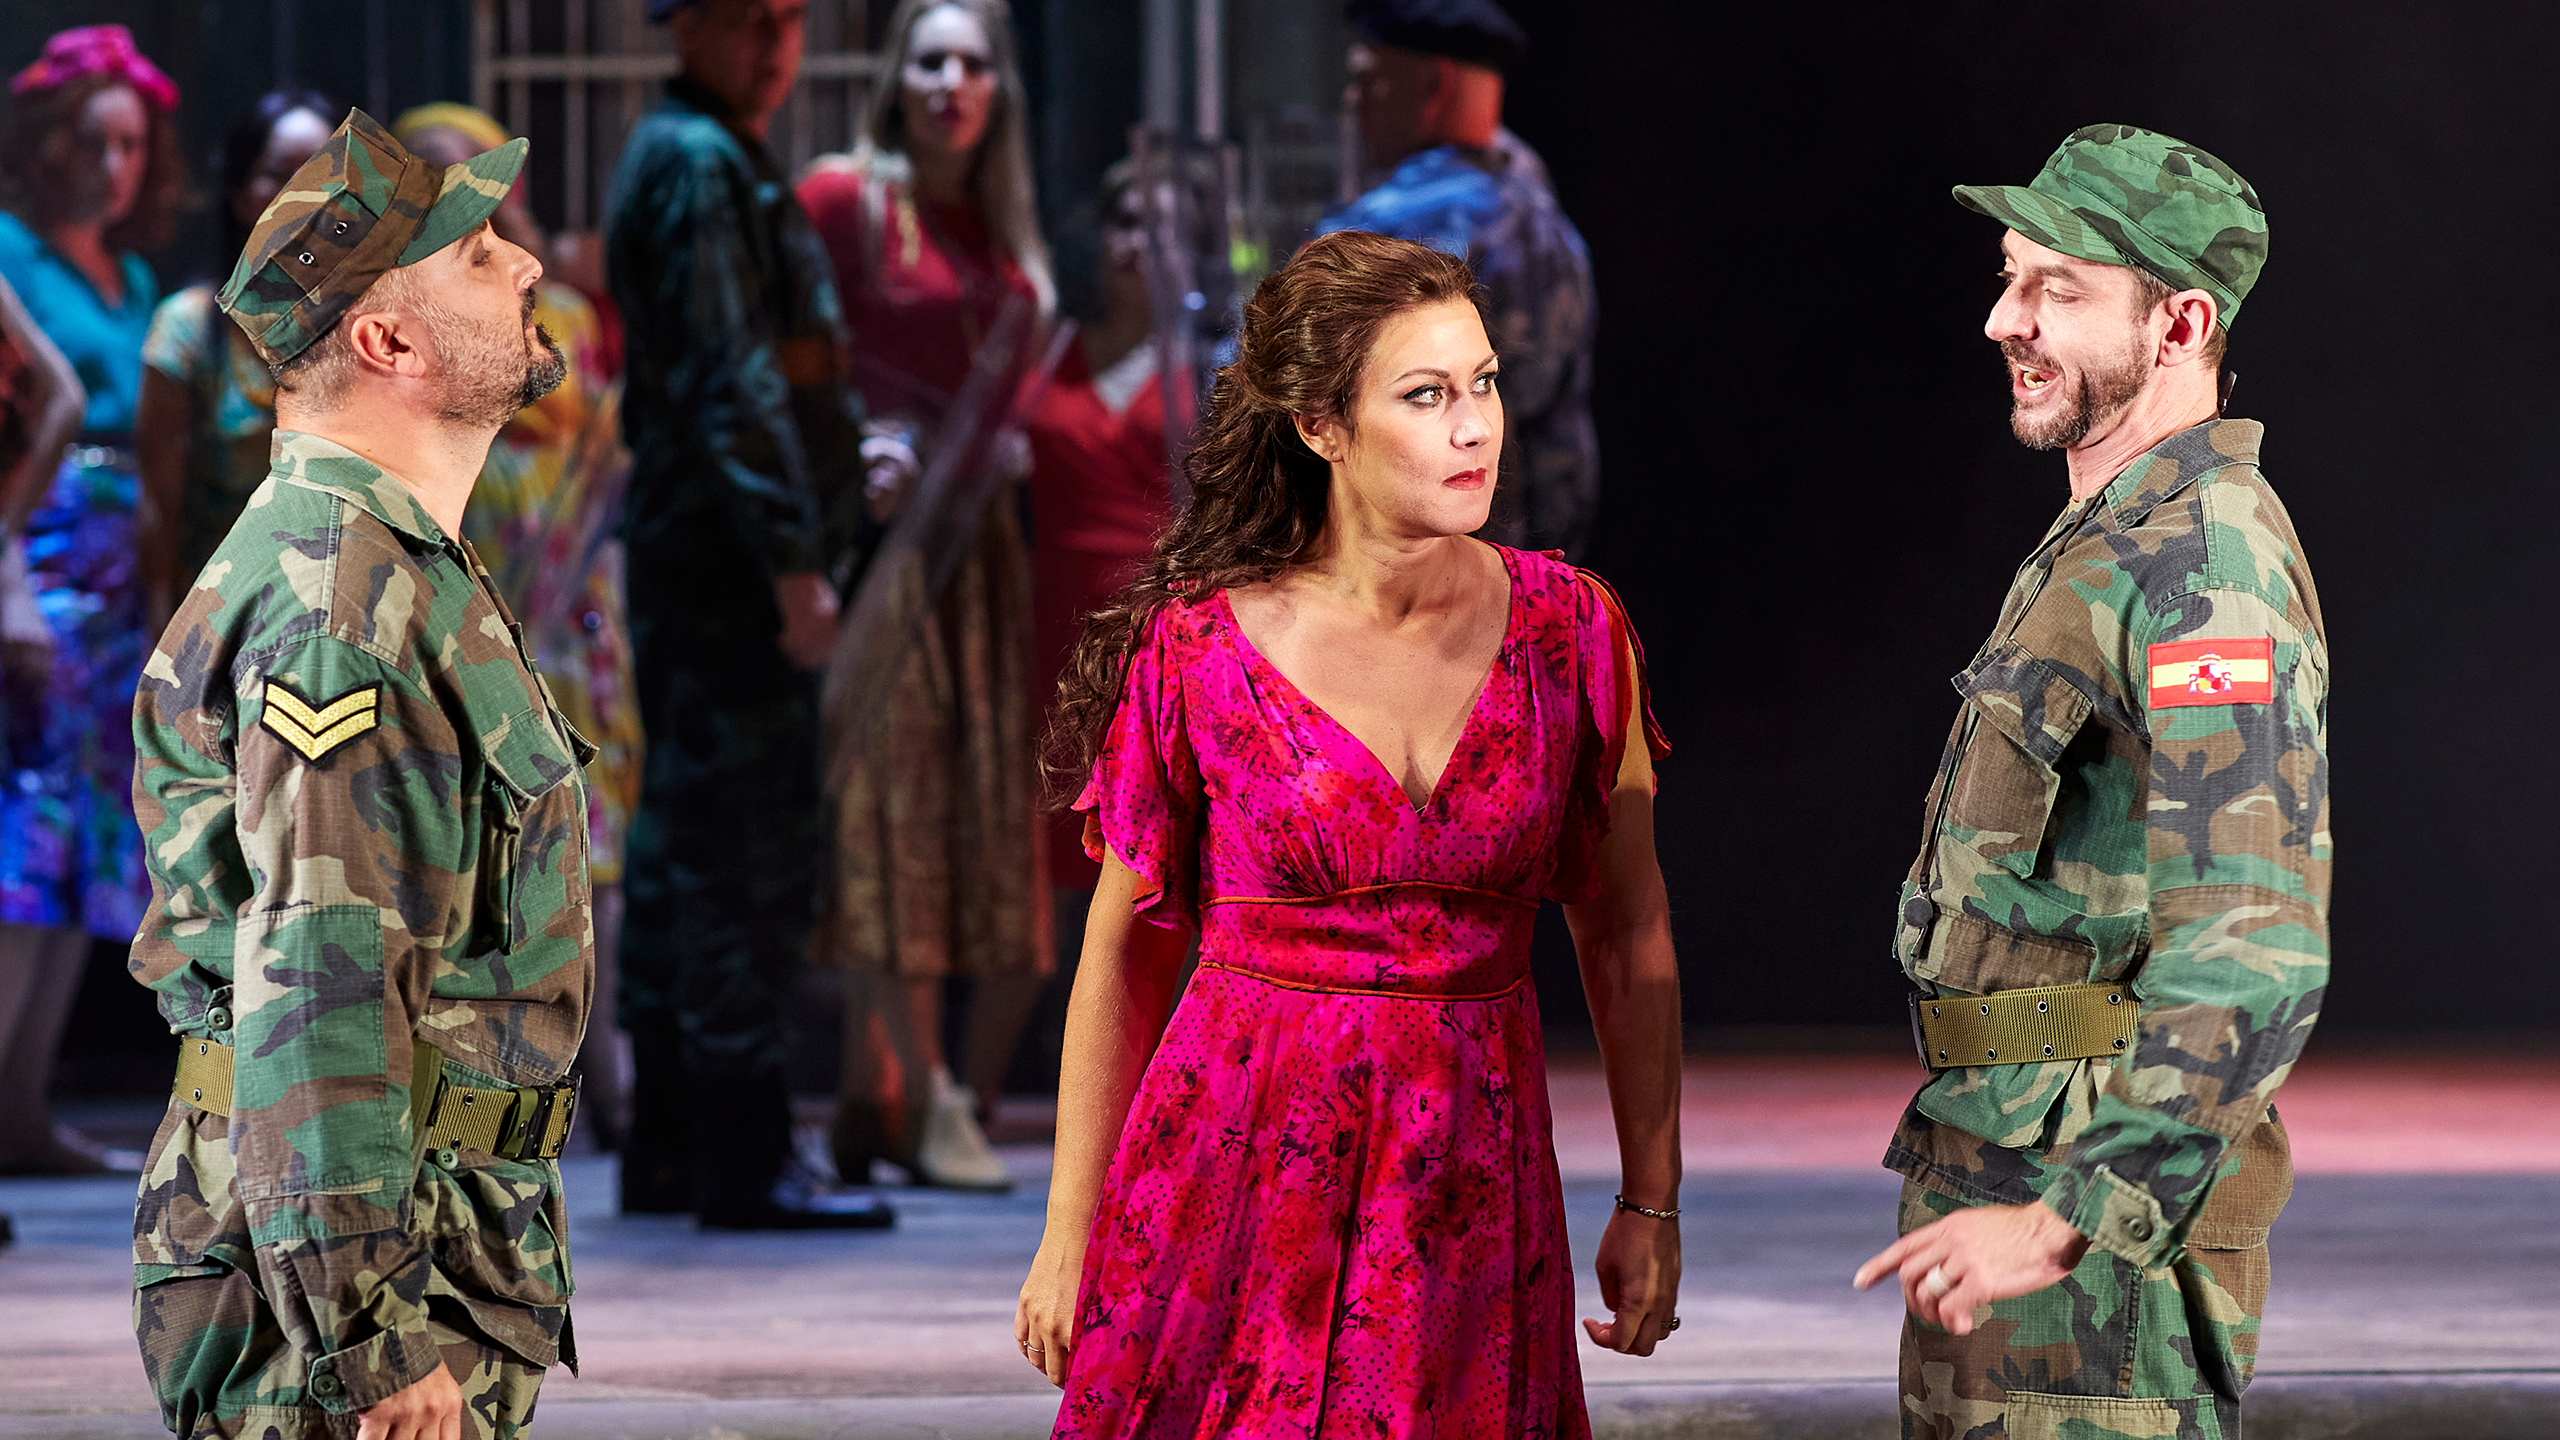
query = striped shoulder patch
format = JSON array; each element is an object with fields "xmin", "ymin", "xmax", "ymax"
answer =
[
  {"xmin": 2147, "ymin": 637, "xmax": 2274, "ymax": 710},
  {"xmin": 260, "ymin": 681, "xmax": 382, "ymax": 762}
]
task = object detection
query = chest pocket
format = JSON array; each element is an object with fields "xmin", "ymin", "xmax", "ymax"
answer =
[
  {"xmin": 1947, "ymin": 640, "xmax": 2094, "ymax": 880},
  {"xmin": 458, "ymin": 670, "xmax": 593, "ymax": 957}
]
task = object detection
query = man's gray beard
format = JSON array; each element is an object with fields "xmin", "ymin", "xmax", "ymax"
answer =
[
  {"xmin": 427, "ymin": 305, "xmax": 568, "ymax": 429},
  {"xmin": 2009, "ymin": 330, "xmax": 2151, "ymax": 451}
]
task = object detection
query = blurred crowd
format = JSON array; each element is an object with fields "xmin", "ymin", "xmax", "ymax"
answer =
[{"xmin": 0, "ymin": 0, "xmax": 1592, "ymax": 1214}]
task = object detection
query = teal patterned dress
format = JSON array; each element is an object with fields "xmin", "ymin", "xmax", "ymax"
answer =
[{"xmin": 0, "ymin": 211, "xmax": 158, "ymax": 937}]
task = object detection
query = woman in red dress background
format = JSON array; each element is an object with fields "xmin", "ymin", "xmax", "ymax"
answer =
[
  {"xmin": 799, "ymin": 0, "xmax": 1054, "ymax": 1191},
  {"xmin": 1021, "ymin": 158, "xmax": 1180, "ymax": 897}
]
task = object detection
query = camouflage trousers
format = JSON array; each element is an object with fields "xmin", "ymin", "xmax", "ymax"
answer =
[
  {"xmin": 135, "ymin": 1271, "xmax": 540, "ymax": 1439},
  {"xmin": 1898, "ymin": 1118, "xmax": 2292, "ymax": 1440}
]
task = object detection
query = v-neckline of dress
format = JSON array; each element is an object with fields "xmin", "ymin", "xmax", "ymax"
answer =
[{"xmin": 1216, "ymin": 544, "xmax": 1520, "ymax": 815}]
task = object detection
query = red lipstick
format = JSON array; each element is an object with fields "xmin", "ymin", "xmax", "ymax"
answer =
[{"xmin": 1444, "ymin": 467, "xmax": 1488, "ymax": 490}]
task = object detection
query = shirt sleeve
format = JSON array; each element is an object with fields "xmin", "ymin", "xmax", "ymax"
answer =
[
  {"xmin": 628, "ymin": 141, "xmax": 830, "ymax": 578},
  {"xmin": 141, "ymin": 286, "xmax": 212, "ymax": 384},
  {"xmin": 220, "ymin": 634, "xmax": 468, "ymax": 1410},
  {"xmin": 1073, "ymin": 605, "xmax": 1202, "ymax": 931},
  {"xmin": 2041, "ymin": 584, "xmax": 2330, "ymax": 1265},
  {"xmin": 1547, "ymin": 570, "xmax": 1668, "ymax": 904}
]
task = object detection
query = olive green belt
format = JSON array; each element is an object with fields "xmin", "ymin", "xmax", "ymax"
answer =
[
  {"xmin": 1909, "ymin": 982, "xmax": 2135, "ymax": 1069},
  {"xmin": 173, "ymin": 1036, "xmax": 579, "ymax": 1161}
]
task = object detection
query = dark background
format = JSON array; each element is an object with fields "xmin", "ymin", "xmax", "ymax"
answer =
[
  {"xmin": 10, "ymin": 3, "xmax": 2552, "ymax": 1088},
  {"xmin": 1495, "ymin": 0, "xmax": 2559, "ymax": 1036}
]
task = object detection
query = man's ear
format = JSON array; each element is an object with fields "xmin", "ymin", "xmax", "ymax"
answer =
[
  {"xmin": 2160, "ymin": 291, "xmax": 2219, "ymax": 367},
  {"xmin": 343, "ymin": 309, "xmax": 426, "ymax": 380},
  {"xmin": 1426, "ymin": 55, "xmax": 1457, "ymax": 107}
]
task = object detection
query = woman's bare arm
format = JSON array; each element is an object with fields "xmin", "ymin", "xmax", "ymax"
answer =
[
  {"xmin": 134, "ymin": 366, "xmax": 190, "ymax": 631},
  {"xmin": 1016, "ymin": 848, "xmax": 1190, "ymax": 1385},
  {"xmin": 1561, "ymin": 619, "xmax": 1683, "ymax": 1356},
  {"xmin": 0, "ymin": 274, "xmax": 83, "ymax": 534}
]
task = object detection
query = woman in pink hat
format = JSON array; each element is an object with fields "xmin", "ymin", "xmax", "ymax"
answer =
[{"xmin": 0, "ymin": 25, "xmax": 183, "ymax": 1174}]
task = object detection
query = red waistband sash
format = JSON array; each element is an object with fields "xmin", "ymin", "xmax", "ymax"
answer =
[{"xmin": 1198, "ymin": 880, "xmax": 1537, "ymax": 999}]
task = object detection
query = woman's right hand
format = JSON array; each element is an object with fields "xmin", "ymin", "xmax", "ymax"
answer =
[{"xmin": 1015, "ymin": 1231, "xmax": 1085, "ymax": 1387}]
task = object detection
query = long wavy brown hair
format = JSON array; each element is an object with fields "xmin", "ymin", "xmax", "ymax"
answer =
[
  {"xmin": 2, "ymin": 72, "xmax": 186, "ymax": 254},
  {"xmin": 1042, "ymin": 229, "xmax": 1484, "ymax": 803}
]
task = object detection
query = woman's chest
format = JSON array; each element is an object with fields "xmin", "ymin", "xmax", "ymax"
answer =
[{"xmin": 1190, "ymin": 628, "xmax": 1576, "ymax": 881}]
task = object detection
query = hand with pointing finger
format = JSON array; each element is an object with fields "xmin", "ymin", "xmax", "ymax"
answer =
[{"xmin": 1852, "ymin": 1200, "xmax": 2089, "ymax": 1335}]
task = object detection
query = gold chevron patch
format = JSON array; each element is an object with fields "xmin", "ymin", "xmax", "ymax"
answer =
[{"xmin": 260, "ymin": 681, "xmax": 381, "ymax": 762}]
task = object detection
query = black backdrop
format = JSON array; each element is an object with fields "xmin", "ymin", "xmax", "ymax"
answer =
[{"xmin": 1497, "ymin": 0, "xmax": 2560, "ymax": 1033}]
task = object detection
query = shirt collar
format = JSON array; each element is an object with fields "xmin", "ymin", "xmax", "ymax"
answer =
[
  {"xmin": 269, "ymin": 429, "xmax": 454, "ymax": 549},
  {"xmin": 2086, "ymin": 416, "xmax": 2265, "ymax": 534},
  {"xmin": 664, "ymin": 73, "xmax": 734, "ymax": 123},
  {"xmin": 662, "ymin": 75, "xmax": 779, "ymax": 175}
]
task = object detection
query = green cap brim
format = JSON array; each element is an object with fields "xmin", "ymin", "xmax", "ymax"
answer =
[
  {"xmin": 395, "ymin": 136, "xmax": 529, "ymax": 266},
  {"xmin": 1952, "ymin": 183, "xmax": 2135, "ymax": 274}
]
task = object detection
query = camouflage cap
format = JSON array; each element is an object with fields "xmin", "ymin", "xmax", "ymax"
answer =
[
  {"xmin": 1955, "ymin": 124, "xmax": 2267, "ymax": 328},
  {"xmin": 217, "ymin": 108, "xmax": 529, "ymax": 367}
]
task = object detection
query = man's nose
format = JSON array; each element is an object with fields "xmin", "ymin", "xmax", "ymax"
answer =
[{"xmin": 1985, "ymin": 282, "xmax": 2035, "ymax": 343}]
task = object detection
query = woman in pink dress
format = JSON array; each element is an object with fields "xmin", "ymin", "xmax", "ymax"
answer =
[{"xmin": 1016, "ymin": 229, "xmax": 1684, "ymax": 1437}]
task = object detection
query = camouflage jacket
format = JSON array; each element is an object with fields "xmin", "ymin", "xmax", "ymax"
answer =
[
  {"xmin": 1318, "ymin": 130, "xmax": 1598, "ymax": 560},
  {"xmin": 129, "ymin": 430, "xmax": 594, "ymax": 1411},
  {"xmin": 1885, "ymin": 418, "xmax": 2329, "ymax": 1268},
  {"xmin": 605, "ymin": 76, "xmax": 868, "ymax": 584}
]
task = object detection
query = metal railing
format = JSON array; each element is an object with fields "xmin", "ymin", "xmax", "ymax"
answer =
[{"xmin": 471, "ymin": 0, "xmax": 883, "ymax": 234}]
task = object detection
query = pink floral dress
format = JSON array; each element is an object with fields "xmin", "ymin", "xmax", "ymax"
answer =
[{"xmin": 1062, "ymin": 544, "xmax": 1666, "ymax": 1439}]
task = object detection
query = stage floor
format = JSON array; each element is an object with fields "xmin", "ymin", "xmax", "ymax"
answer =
[{"xmin": 4, "ymin": 1041, "xmax": 2554, "ymax": 1433}]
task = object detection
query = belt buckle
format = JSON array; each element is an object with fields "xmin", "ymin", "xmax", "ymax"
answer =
[
  {"xmin": 499, "ymin": 1076, "xmax": 581, "ymax": 1160},
  {"xmin": 1907, "ymin": 991, "xmax": 1936, "ymax": 1071}
]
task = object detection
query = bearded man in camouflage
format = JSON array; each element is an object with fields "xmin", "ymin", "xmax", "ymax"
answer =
[
  {"xmin": 1853, "ymin": 126, "xmax": 2329, "ymax": 1440},
  {"xmin": 127, "ymin": 110, "xmax": 587, "ymax": 1440}
]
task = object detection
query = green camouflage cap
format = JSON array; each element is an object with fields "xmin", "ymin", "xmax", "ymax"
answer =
[
  {"xmin": 1955, "ymin": 124, "xmax": 2267, "ymax": 328},
  {"xmin": 217, "ymin": 107, "xmax": 529, "ymax": 367}
]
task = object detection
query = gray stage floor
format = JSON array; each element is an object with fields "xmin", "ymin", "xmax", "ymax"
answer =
[{"xmin": 5, "ymin": 1051, "xmax": 2555, "ymax": 1436}]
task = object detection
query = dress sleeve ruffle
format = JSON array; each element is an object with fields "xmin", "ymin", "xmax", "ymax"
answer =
[
  {"xmin": 1544, "ymin": 567, "xmax": 1670, "ymax": 906},
  {"xmin": 1073, "ymin": 604, "xmax": 1203, "ymax": 930}
]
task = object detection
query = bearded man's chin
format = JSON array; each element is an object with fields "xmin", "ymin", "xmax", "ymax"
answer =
[{"xmin": 514, "ymin": 335, "xmax": 569, "ymax": 410}]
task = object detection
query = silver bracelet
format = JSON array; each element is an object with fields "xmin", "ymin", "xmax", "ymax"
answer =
[{"xmin": 1614, "ymin": 1193, "xmax": 1680, "ymax": 1221}]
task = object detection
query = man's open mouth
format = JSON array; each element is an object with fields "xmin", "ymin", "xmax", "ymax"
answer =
[{"xmin": 2016, "ymin": 362, "xmax": 2056, "ymax": 392}]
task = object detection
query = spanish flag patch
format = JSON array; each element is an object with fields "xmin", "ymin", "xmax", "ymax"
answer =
[
  {"xmin": 2146, "ymin": 637, "xmax": 2273, "ymax": 710},
  {"xmin": 260, "ymin": 681, "xmax": 381, "ymax": 762}
]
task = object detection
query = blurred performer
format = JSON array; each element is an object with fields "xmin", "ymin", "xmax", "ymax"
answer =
[
  {"xmin": 0, "ymin": 25, "xmax": 182, "ymax": 1173},
  {"xmin": 1024, "ymin": 159, "xmax": 1178, "ymax": 907},
  {"xmin": 798, "ymin": 0, "xmax": 1052, "ymax": 1192},
  {"xmin": 606, "ymin": 0, "xmax": 889, "ymax": 1227},
  {"xmin": 393, "ymin": 102, "xmax": 645, "ymax": 1153},
  {"xmin": 1321, "ymin": 0, "xmax": 1597, "ymax": 560},
  {"xmin": 136, "ymin": 89, "xmax": 335, "ymax": 631},
  {"xmin": 1853, "ymin": 128, "xmax": 2324, "ymax": 1440},
  {"xmin": 0, "ymin": 266, "xmax": 86, "ymax": 1190},
  {"xmin": 131, "ymin": 109, "xmax": 586, "ymax": 1439}
]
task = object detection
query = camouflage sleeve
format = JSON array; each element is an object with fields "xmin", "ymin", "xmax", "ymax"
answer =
[
  {"xmin": 2040, "ymin": 585, "xmax": 2330, "ymax": 1264},
  {"xmin": 225, "ymin": 633, "xmax": 467, "ymax": 1408},
  {"xmin": 632, "ymin": 141, "xmax": 828, "ymax": 578}
]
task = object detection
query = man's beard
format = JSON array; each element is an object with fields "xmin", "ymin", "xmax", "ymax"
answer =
[
  {"xmin": 424, "ymin": 290, "xmax": 568, "ymax": 429},
  {"xmin": 2002, "ymin": 331, "xmax": 2150, "ymax": 451}
]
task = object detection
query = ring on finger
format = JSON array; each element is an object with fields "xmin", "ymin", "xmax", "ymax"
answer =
[
  {"xmin": 1920, "ymin": 1264, "xmax": 1951, "ymax": 1299},
  {"xmin": 1664, "ymin": 1315, "xmax": 1681, "ymax": 1333}
]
